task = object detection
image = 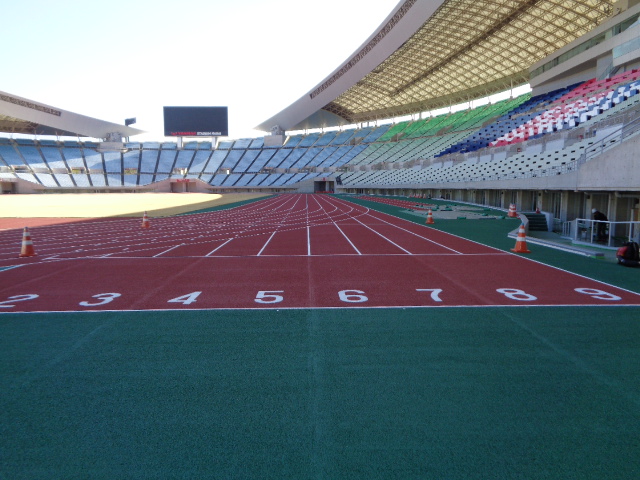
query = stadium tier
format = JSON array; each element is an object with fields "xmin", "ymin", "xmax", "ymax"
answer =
[{"xmin": 1, "ymin": 75, "xmax": 640, "ymax": 194}]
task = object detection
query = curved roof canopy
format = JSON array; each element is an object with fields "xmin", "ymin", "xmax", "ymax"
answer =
[
  {"xmin": 0, "ymin": 90, "xmax": 144, "ymax": 139},
  {"xmin": 257, "ymin": 0, "xmax": 615, "ymax": 132}
]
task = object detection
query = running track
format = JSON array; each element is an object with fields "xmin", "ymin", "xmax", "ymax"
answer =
[{"xmin": 0, "ymin": 194, "xmax": 639, "ymax": 312}]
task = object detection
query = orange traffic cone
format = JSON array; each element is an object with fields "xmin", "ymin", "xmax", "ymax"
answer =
[
  {"xmin": 511, "ymin": 224, "xmax": 531, "ymax": 253},
  {"xmin": 19, "ymin": 227, "xmax": 37, "ymax": 257},
  {"xmin": 507, "ymin": 203, "xmax": 518, "ymax": 218},
  {"xmin": 141, "ymin": 211, "xmax": 150, "ymax": 229},
  {"xmin": 426, "ymin": 208, "xmax": 435, "ymax": 225}
]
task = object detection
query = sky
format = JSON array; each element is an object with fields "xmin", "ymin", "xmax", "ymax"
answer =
[{"xmin": 2, "ymin": 0, "xmax": 402, "ymax": 141}]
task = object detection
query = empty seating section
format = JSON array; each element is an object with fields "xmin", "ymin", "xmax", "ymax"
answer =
[
  {"xmin": 489, "ymin": 71, "xmax": 640, "ymax": 147},
  {"xmin": 299, "ymin": 133, "xmax": 320, "ymax": 147},
  {"xmin": 173, "ymin": 150, "xmax": 195, "ymax": 171},
  {"xmin": 232, "ymin": 150, "xmax": 260, "ymax": 173},
  {"xmin": 292, "ymin": 147, "xmax": 322, "ymax": 169},
  {"xmin": 90, "ymin": 174, "xmax": 106, "ymax": 186},
  {"xmin": 203, "ymin": 150, "xmax": 227, "ymax": 174},
  {"xmin": 278, "ymin": 149, "xmax": 306, "ymax": 169},
  {"xmin": 56, "ymin": 173, "xmax": 77, "ymax": 187},
  {"xmin": 232, "ymin": 138, "xmax": 252, "ymax": 150},
  {"xmin": 83, "ymin": 151, "xmax": 103, "ymax": 171},
  {"xmin": 264, "ymin": 149, "xmax": 291, "ymax": 169},
  {"xmin": 219, "ymin": 149, "xmax": 244, "ymax": 172},
  {"xmin": 0, "ymin": 143, "xmax": 27, "ymax": 167},
  {"xmin": 139, "ymin": 174, "xmax": 154, "ymax": 185},
  {"xmin": 2, "ymin": 73, "xmax": 638, "ymax": 191},
  {"xmin": 140, "ymin": 149, "xmax": 159, "ymax": 173},
  {"xmin": 248, "ymin": 150, "xmax": 276, "ymax": 172},
  {"xmin": 188, "ymin": 150, "xmax": 213, "ymax": 174},
  {"xmin": 42, "ymin": 147, "xmax": 71, "ymax": 170},
  {"xmin": 104, "ymin": 152, "xmax": 122, "ymax": 173},
  {"xmin": 314, "ymin": 132, "xmax": 337, "ymax": 146},
  {"xmin": 155, "ymin": 149, "xmax": 176, "ymax": 173}
]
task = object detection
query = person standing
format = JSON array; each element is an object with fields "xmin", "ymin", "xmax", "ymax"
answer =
[{"xmin": 592, "ymin": 208, "xmax": 608, "ymax": 242}]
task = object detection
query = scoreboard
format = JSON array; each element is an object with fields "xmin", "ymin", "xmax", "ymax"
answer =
[{"xmin": 163, "ymin": 106, "xmax": 228, "ymax": 137}]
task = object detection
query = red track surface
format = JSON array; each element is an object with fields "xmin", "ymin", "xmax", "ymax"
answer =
[{"xmin": 1, "ymin": 194, "xmax": 639, "ymax": 312}]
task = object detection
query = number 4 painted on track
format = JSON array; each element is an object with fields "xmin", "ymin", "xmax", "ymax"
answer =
[{"xmin": 168, "ymin": 292, "xmax": 202, "ymax": 305}]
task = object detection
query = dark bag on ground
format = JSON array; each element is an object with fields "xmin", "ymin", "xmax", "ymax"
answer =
[{"xmin": 617, "ymin": 241, "xmax": 640, "ymax": 267}]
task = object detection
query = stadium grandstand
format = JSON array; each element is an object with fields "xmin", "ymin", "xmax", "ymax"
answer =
[{"xmin": 2, "ymin": 0, "xmax": 640, "ymax": 250}]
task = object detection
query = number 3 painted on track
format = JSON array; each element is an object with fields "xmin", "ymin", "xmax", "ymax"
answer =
[{"xmin": 79, "ymin": 293, "xmax": 121, "ymax": 307}]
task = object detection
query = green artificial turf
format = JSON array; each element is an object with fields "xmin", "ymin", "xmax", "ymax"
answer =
[{"xmin": 2, "ymin": 307, "xmax": 640, "ymax": 479}]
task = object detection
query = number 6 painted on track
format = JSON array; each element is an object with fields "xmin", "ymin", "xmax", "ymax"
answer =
[
  {"xmin": 338, "ymin": 290, "xmax": 368, "ymax": 303},
  {"xmin": 79, "ymin": 293, "xmax": 121, "ymax": 307}
]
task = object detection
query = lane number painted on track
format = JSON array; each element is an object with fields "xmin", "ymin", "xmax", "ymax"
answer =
[
  {"xmin": 496, "ymin": 288, "xmax": 538, "ymax": 302},
  {"xmin": 79, "ymin": 292, "xmax": 121, "ymax": 307},
  {"xmin": 255, "ymin": 291, "xmax": 284, "ymax": 304},
  {"xmin": 574, "ymin": 288, "xmax": 622, "ymax": 301},
  {"xmin": 0, "ymin": 286, "xmax": 630, "ymax": 310},
  {"xmin": 0, "ymin": 294, "xmax": 39, "ymax": 308},
  {"xmin": 338, "ymin": 290, "xmax": 368, "ymax": 303},
  {"xmin": 416, "ymin": 289, "xmax": 443, "ymax": 302},
  {"xmin": 168, "ymin": 291, "xmax": 202, "ymax": 305}
]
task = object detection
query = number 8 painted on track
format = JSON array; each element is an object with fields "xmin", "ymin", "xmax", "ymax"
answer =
[{"xmin": 496, "ymin": 288, "xmax": 537, "ymax": 301}]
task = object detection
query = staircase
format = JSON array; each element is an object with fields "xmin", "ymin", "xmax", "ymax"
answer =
[{"xmin": 524, "ymin": 213, "xmax": 548, "ymax": 231}]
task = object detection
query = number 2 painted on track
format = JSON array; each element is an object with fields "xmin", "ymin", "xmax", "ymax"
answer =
[{"xmin": 0, "ymin": 294, "xmax": 39, "ymax": 308}]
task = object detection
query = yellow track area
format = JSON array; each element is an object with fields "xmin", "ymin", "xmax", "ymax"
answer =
[{"xmin": 0, "ymin": 193, "xmax": 270, "ymax": 218}]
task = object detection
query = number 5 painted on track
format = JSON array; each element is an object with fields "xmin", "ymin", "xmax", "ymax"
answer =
[
  {"xmin": 0, "ymin": 294, "xmax": 39, "ymax": 308},
  {"xmin": 416, "ymin": 289, "xmax": 443, "ymax": 302},
  {"xmin": 255, "ymin": 290, "xmax": 284, "ymax": 304},
  {"xmin": 79, "ymin": 293, "xmax": 121, "ymax": 307}
]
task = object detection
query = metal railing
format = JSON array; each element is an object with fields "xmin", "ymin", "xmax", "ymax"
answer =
[{"xmin": 562, "ymin": 218, "xmax": 640, "ymax": 248}]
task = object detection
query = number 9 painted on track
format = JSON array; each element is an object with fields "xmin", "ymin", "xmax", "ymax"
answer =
[{"xmin": 574, "ymin": 288, "xmax": 621, "ymax": 301}]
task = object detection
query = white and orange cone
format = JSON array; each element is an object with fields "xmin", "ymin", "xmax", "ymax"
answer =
[
  {"xmin": 141, "ymin": 211, "xmax": 150, "ymax": 229},
  {"xmin": 18, "ymin": 227, "xmax": 37, "ymax": 257},
  {"xmin": 426, "ymin": 208, "xmax": 435, "ymax": 225},
  {"xmin": 511, "ymin": 224, "xmax": 531, "ymax": 254},
  {"xmin": 507, "ymin": 203, "xmax": 518, "ymax": 218}
]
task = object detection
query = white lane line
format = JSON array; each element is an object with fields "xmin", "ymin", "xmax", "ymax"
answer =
[
  {"xmin": 257, "ymin": 231, "xmax": 277, "ymax": 256},
  {"xmin": 152, "ymin": 243, "xmax": 184, "ymax": 257},
  {"xmin": 205, "ymin": 238, "xmax": 234, "ymax": 256},
  {"xmin": 333, "ymin": 222, "xmax": 361, "ymax": 255},
  {"xmin": 363, "ymin": 210, "xmax": 463, "ymax": 254},
  {"xmin": 352, "ymin": 216, "xmax": 412, "ymax": 254}
]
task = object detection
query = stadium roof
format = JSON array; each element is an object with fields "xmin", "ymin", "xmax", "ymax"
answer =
[
  {"xmin": 256, "ymin": 0, "xmax": 616, "ymax": 132},
  {"xmin": 0, "ymin": 90, "xmax": 144, "ymax": 139}
]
